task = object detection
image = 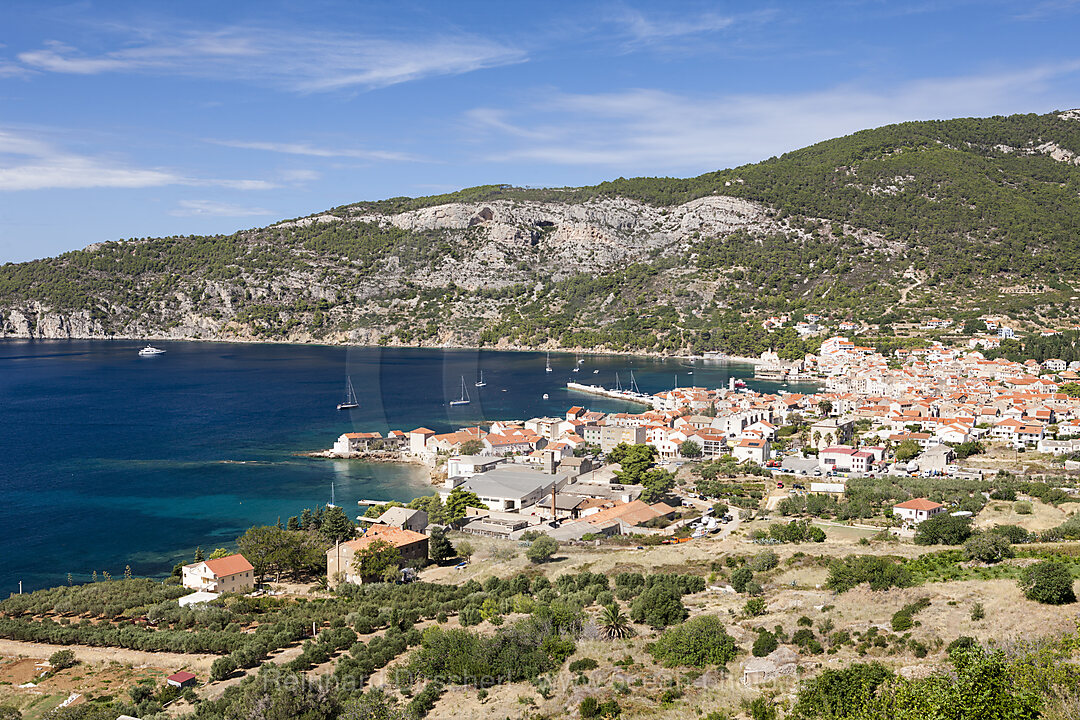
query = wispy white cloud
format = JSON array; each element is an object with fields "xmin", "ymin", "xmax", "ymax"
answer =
[
  {"xmin": 170, "ymin": 199, "xmax": 277, "ymax": 217},
  {"xmin": 278, "ymin": 168, "xmax": 321, "ymax": 183},
  {"xmin": 0, "ymin": 128, "xmax": 274, "ymax": 191},
  {"xmin": 611, "ymin": 7, "xmax": 735, "ymax": 43},
  {"xmin": 11, "ymin": 27, "xmax": 526, "ymax": 93},
  {"xmin": 208, "ymin": 139, "xmax": 426, "ymax": 163},
  {"xmin": 467, "ymin": 61, "xmax": 1080, "ymax": 171},
  {"xmin": 0, "ymin": 60, "xmax": 32, "ymax": 78}
]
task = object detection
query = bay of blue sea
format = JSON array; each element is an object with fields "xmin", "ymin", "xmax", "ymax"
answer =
[{"xmin": 0, "ymin": 340, "xmax": 816, "ymax": 592}]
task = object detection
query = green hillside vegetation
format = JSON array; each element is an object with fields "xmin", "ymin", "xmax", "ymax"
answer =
[{"xmin": 3, "ymin": 111, "xmax": 1080, "ymax": 352}]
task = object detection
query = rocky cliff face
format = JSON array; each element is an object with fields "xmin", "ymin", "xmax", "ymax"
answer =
[{"xmin": 0, "ymin": 193, "xmax": 871, "ymax": 348}]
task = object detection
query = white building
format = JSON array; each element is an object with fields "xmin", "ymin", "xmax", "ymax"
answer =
[
  {"xmin": 181, "ymin": 554, "xmax": 255, "ymax": 593},
  {"xmin": 892, "ymin": 498, "xmax": 945, "ymax": 525},
  {"xmin": 732, "ymin": 438, "xmax": 770, "ymax": 465}
]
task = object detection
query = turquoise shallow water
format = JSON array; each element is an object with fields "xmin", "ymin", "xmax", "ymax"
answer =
[{"xmin": 0, "ymin": 340, "xmax": 811, "ymax": 592}]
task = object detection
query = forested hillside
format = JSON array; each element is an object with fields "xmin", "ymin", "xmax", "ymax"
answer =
[{"xmin": 2, "ymin": 110, "xmax": 1080, "ymax": 356}]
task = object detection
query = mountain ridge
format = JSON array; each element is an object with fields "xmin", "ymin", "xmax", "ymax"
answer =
[{"xmin": 3, "ymin": 110, "xmax": 1080, "ymax": 358}]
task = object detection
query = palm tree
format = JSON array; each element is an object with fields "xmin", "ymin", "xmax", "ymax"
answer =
[{"xmin": 598, "ymin": 603, "xmax": 634, "ymax": 640}]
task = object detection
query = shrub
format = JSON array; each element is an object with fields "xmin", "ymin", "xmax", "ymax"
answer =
[
  {"xmin": 947, "ymin": 636, "xmax": 977, "ymax": 656},
  {"xmin": 629, "ymin": 585, "xmax": 687, "ymax": 629},
  {"xmin": 569, "ymin": 658, "xmax": 599, "ymax": 672},
  {"xmin": 963, "ymin": 533, "xmax": 1013, "ymax": 563},
  {"xmin": 613, "ymin": 572, "xmax": 645, "ymax": 600},
  {"xmin": 745, "ymin": 696, "xmax": 778, "ymax": 720},
  {"xmin": 1014, "ymin": 501, "xmax": 1033, "ymax": 515},
  {"xmin": 210, "ymin": 656, "xmax": 237, "ymax": 681},
  {"xmin": 890, "ymin": 597, "xmax": 931, "ymax": 633},
  {"xmin": 648, "ymin": 615, "xmax": 738, "ymax": 668},
  {"xmin": 914, "ymin": 514, "xmax": 974, "ymax": 546},
  {"xmin": 580, "ymin": 697, "xmax": 621, "ymax": 719},
  {"xmin": 970, "ymin": 603, "xmax": 985, "ymax": 621},
  {"xmin": 744, "ymin": 598, "xmax": 767, "ymax": 617},
  {"xmin": 752, "ymin": 631, "xmax": 778, "ymax": 657},
  {"xmin": 792, "ymin": 662, "xmax": 893, "ymax": 719},
  {"xmin": 750, "ymin": 550, "xmax": 780, "ymax": 572},
  {"xmin": 792, "ymin": 628, "xmax": 815, "ymax": 648},
  {"xmin": 730, "ymin": 567, "xmax": 754, "ymax": 593},
  {"xmin": 987, "ymin": 524, "xmax": 1030, "ymax": 544},
  {"xmin": 49, "ymin": 649, "xmax": 77, "ymax": 670},
  {"xmin": 1019, "ymin": 560, "xmax": 1077, "ymax": 605},
  {"xmin": 826, "ymin": 555, "xmax": 913, "ymax": 593},
  {"xmin": 525, "ymin": 536, "xmax": 559, "ymax": 564}
]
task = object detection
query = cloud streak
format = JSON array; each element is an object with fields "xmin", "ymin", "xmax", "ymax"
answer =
[
  {"xmin": 611, "ymin": 7, "xmax": 735, "ymax": 43},
  {"xmin": 0, "ymin": 128, "xmax": 274, "ymax": 192},
  {"xmin": 467, "ymin": 61, "xmax": 1080, "ymax": 172},
  {"xmin": 170, "ymin": 200, "xmax": 277, "ymax": 217},
  {"xmin": 11, "ymin": 27, "xmax": 526, "ymax": 93},
  {"xmin": 208, "ymin": 139, "xmax": 426, "ymax": 163}
]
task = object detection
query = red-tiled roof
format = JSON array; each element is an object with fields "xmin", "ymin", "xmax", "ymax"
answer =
[
  {"xmin": 203, "ymin": 554, "xmax": 254, "ymax": 577},
  {"xmin": 343, "ymin": 524, "xmax": 427, "ymax": 552},
  {"xmin": 893, "ymin": 498, "xmax": 943, "ymax": 511},
  {"xmin": 167, "ymin": 671, "xmax": 196, "ymax": 683}
]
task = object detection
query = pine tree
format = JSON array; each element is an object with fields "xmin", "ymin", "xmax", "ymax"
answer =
[{"xmin": 321, "ymin": 505, "xmax": 355, "ymax": 544}]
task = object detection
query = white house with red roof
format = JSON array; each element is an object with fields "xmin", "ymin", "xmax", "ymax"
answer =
[
  {"xmin": 408, "ymin": 428, "xmax": 436, "ymax": 455},
  {"xmin": 181, "ymin": 553, "xmax": 255, "ymax": 593},
  {"xmin": 892, "ymin": 498, "xmax": 945, "ymax": 525},
  {"xmin": 732, "ymin": 438, "xmax": 770, "ymax": 465}
]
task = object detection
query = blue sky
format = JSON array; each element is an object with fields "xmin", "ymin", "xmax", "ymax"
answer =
[{"xmin": 2, "ymin": 0, "xmax": 1080, "ymax": 262}]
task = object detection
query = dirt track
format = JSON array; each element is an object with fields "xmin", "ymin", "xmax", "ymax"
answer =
[{"xmin": 0, "ymin": 638, "xmax": 216, "ymax": 673}]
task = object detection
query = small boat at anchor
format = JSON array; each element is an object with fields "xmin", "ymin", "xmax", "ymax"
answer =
[
  {"xmin": 337, "ymin": 377, "xmax": 359, "ymax": 410},
  {"xmin": 450, "ymin": 376, "xmax": 471, "ymax": 406}
]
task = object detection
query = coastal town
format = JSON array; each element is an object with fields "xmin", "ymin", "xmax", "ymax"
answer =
[{"xmin": 321, "ymin": 334, "xmax": 1080, "ymax": 545}]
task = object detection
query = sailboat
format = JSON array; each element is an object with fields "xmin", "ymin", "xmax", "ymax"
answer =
[
  {"xmin": 572, "ymin": 353, "xmax": 580, "ymax": 372},
  {"xmin": 475, "ymin": 370, "xmax": 487, "ymax": 387},
  {"xmin": 327, "ymin": 482, "xmax": 338, "ymax": 509},
  {"xmin": 337, "ymin": 377, "xmax": 359, "ymax": 410},
  {"xmin": 450, "ymin": 376, "xmax": 471, "ymax": 406},
  {"xmin": 545, "ymin": 352, "xmax": 552, "ymax": 373}
]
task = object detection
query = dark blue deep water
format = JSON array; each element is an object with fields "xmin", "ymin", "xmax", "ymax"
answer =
[{"xmin": 0, "ymin": 340, "xmax": 810, "ymax": 592}]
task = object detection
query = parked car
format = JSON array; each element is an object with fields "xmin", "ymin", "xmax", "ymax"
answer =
[{"xmin": 776, "ymin": 482, "xmax": 784, "ymax": 489}]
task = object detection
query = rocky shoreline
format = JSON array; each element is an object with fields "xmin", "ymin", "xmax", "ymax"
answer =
[{"xmin": 0, "ymin": 329, "xmax": 765, "ymax": 366}]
